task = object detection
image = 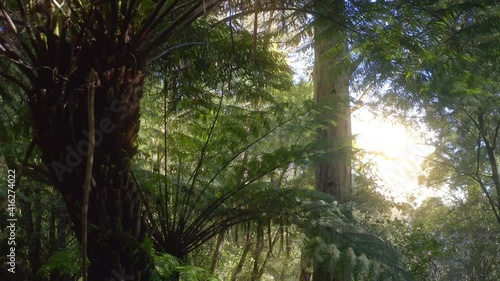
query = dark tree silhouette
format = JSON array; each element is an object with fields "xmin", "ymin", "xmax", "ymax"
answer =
[{"xmin": 0, "ymin": 1, "xmax": 222, "ymax": 280}]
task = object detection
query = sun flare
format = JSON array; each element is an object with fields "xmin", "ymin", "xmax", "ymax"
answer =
[{"xmin": 352, "ymin": 109, "xmax": 435, "ymax": 202}]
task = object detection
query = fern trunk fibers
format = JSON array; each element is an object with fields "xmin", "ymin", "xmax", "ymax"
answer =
[
  {"xmin": 29, "ymin": 38, "xmax": 149, "ymax": 280},
  {"xmin": 312, "ymin": 0, "xmax": 351, "ymax": 280}
]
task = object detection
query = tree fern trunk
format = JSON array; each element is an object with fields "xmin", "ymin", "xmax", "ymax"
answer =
[{"xmin": 30, "ymin": 40, "xmax": 149, "ymax": 280}]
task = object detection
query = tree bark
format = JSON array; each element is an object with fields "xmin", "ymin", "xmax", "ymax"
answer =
[
  {"xmin": 30, "ymin": 37, "xmax": 149, "ymax": 280},
  {"xmin": 251, "ymin": 223, "xmax": 264, "ymax": 281},
  {"xmin": 230, "ymin": 233, "xmax": 253, "ymax": 281},
  {"xmin": 254, "ymin": 228, "xmax": 280, "ymax": 281},
  {"xmin": 312, "ymin": 0, "xmax": 352, "ymax": 280},
  {"xmin": 210, "ymin": 231, "xmax": 226, "ymax": 275},
  {"xmin": 313, "ymin": 0, "xmax": 352, "ymax": 203},
  {"xmin": 478, "ymin": 113, "xmax": 500, "ymax": 225}
]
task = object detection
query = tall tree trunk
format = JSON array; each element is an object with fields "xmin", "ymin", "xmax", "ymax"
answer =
[
  {"xmin": 478, "ymin": 113, "xmax": 500, "ymax": 225},
  {"xmin": 30, "ymin": 38, "xmax": 149, "ymax": 280},
  {"xmin": 313, "ymin": 0, "xmax": 351, "ymax": 203},
  {"xmin": 230, "ymin": 232, "xmax": 253, "ymax": 281},
  {"xmin": 312, "ymin": 0, "xmax": 352, "ymax": 280},
  {"xmin": 251, "ymin": 223, "xmax": 264, "ymax": 281},
  {"xmin": 254, "ymin": 228, "xmax": 280, "ymax": 281},
  {"xmin": 210, "ymin": 231, "xmax": 226, "ymax": 275}
]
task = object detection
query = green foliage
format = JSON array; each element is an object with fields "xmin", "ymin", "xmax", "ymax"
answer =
[
  {"xmin": 39, "ymin": 245, "xmax": 83, "ymax": 280},
  {"xmin": 401, "ymin": 196, "xmax": 500, "ymax": 280},
  {"xmin": 354, "ymin": 8, "xmax": 500, "ymax": 281},
  {"xmin": 152, "ymin": 252, "xmax": 220, "ymax": 281},
  {"xmin": 135, "ymin": 62, "xmax": 412, "ymax": 278}
]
